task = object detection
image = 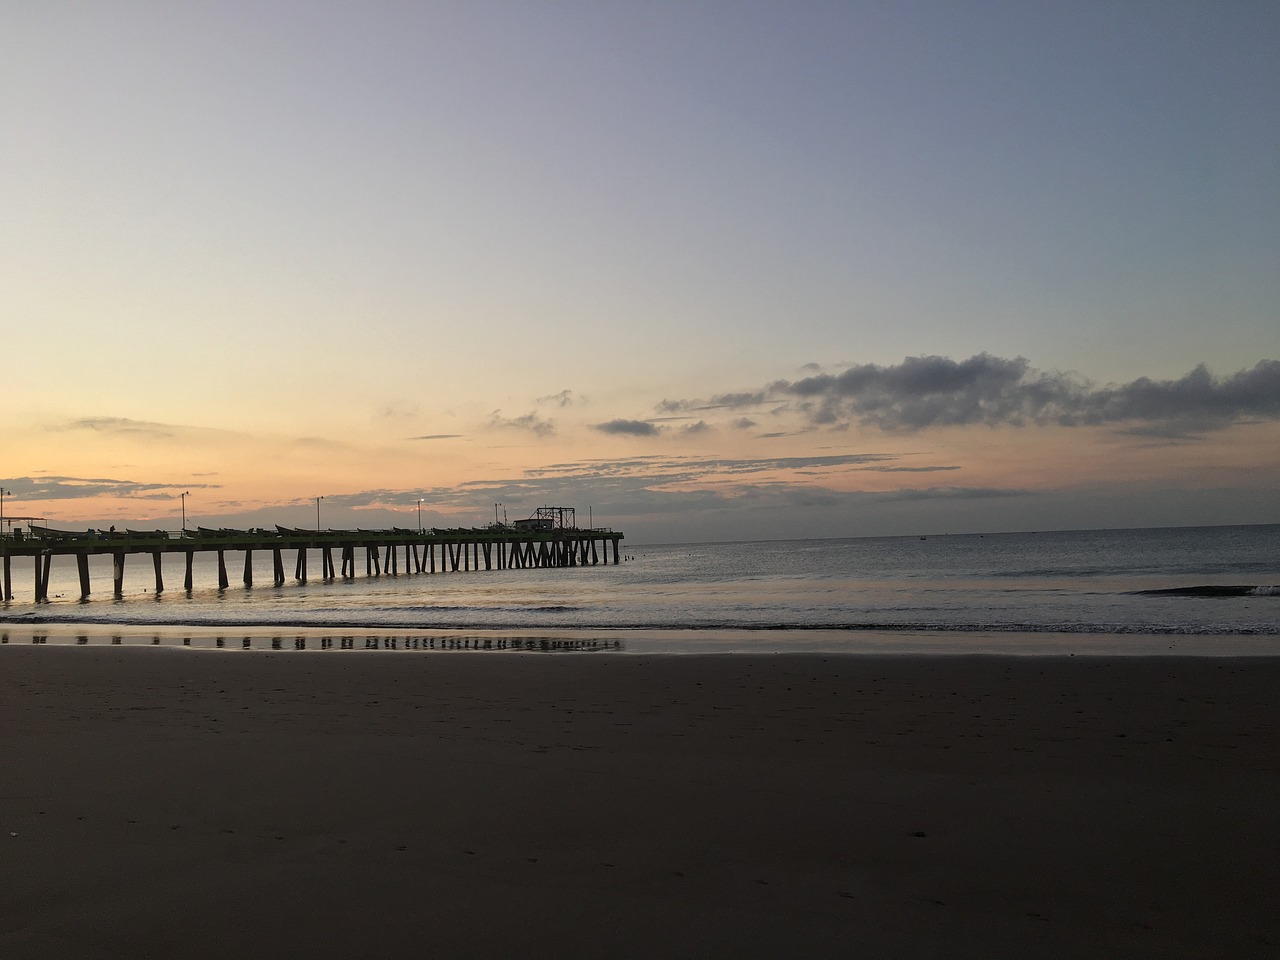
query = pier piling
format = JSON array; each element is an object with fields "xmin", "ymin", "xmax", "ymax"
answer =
[{"xmin": 111, "ymin": 552, "xmax": 125, "ymax": 598}]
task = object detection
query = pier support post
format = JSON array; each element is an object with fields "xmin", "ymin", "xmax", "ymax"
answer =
[
  {"xmin": 78, "ymin": 554, "xmax": 91, "ymax": 599},
  {"xmin": 273, "ymin": 548, "xmax": 285, "ymax": 586},
  {"xmin": 295, "ymin": 548, "xmax": 307, "ymax": 582},
  {"xmin": 243, "ymin": 549, "xmax": 253, "ymax": 587},
  {"xmin": 612, "ymin": 537, "xmax": 620, "ymax": 564},
  {"xmin": 322, "ymin": 547, "xmax": 334, "ymax": 579},
  {"xmin": 36, "ymin": 553, "xmax": 53, "ymax": 602},
  {"xmin": 217, "ymin": 550, "xmax": 229, "ymax": 589},
  {"xmin": 185, "ymin": 551, "xmax": 194, "ymax": 590},
  {"xmin": 152, "ymin": 551, "xmax": 164, "ymax": 593},
  {"xmin": 4, "ymin": 554, "xmax": 12, "ymax": 601},
  {"xmin": 428, "ymin": 543, "xmax": 435, "ymax": 573},
  {"xmin": 112, "ymin": 552, "xmax": 125, "ymax": 597}
]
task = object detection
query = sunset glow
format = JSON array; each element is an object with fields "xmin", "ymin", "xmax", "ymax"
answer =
[{"xmin": 4, "ymin": 2, "xmax": 1277, "ymax": 542}]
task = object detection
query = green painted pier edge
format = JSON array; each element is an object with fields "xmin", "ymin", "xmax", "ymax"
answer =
[{"xmin": 0, "ymin": 526, "xmax": 625, "ymax": 603}]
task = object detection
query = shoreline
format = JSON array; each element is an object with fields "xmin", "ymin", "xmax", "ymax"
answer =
[{"xmin": 3, "ymin": 647, "xmax": 1278, "ymax": 957}]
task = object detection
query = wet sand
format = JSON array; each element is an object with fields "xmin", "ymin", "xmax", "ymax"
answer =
[{"xmin": 2, "ymin": 647, "xmax": 1277, "ymax": 958}]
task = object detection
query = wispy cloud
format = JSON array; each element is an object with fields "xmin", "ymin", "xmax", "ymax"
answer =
[
  {"xmin": 537, "ymin": 389, "xmax": 579, "ymax": 407},
  {"xmin": 58, "ymin": 417, "xmax": 178, "ymax": 439},
  {"xmin": 861, "ymin": 465, "xmax": 962, "ymax": 473},
  {"xmin": 489, "ymin": 411, "xmax": 555, "ymax": 437},
  {"xmin": 1, "ymin": 476, "xmax": 219, "ymax": 502},
  {"xmin": 524, "ymin": 452, "xmax": 899, "ymax": 482},
  {"xmin": 407, "ymin": 434, "xmax": 464, "ymax": 441},
  {"xmin": 883, "ymin": 486, "xmax": 1030, "ymax": 501}
]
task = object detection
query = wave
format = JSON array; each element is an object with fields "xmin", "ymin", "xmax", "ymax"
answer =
[{"xmin": 1131, "ymin": 585, "xmax": 1280, "ymax": 597}]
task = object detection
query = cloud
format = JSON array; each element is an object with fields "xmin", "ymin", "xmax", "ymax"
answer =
[
  {"xmin": 407, "ymin": 434, "xmax": 463, "ymax": 441},
  {"xmin": 681, "ymin": 421, "xmax": 711, "ymax": 435},
  {"xmin": 536, "ymin": 389, "xmax": 578, "ymax": 407},
  {"xmin": 59, "ymin": 417, "xmax": 177, "ymax": 439},
  {"xmin": 1068, "ymin": 361, "xmax": 1280, "ymax": 432},
  {"xmin": 666, "ymin": 355, "xmax": 1280, "ymax": 435},
  {"xmin": 883, "ymin": 486, "xmax": 1032, "ymax": 501},
  {"xmin": 594, "ymin": 418, "xmax": 660, "ymax": 437},
  {"xmin": 861, "ymin": 465, "xmax": 961, "ymax": 473},
  {"xmin": 1, "ymin": 476, "xmax": 219, "ymax": 502},
  {"xmin": 317, "ymin": 452, "xmax": 936, "ymax": 517},
  {"xmin": 489, "ymin": 411, "xmax": 555, "ymax": 437},
  {"xmin": 658, "ymin": 391, "xmax": 773, "ymax": 414},
  {"xmin": 778, "ymin": 354, "xmax": 1061, "ymax": 429},
  {"xmin": 525, "ymin": 452, "xmax": 897, "ymax": 482}
]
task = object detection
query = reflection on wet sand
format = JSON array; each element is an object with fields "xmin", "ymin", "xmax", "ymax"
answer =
[{"xmin": 2, "ymin": 628, "xmax": 622, "ymax": 653}]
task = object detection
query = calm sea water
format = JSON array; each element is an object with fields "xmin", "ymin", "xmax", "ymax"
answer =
[{"xmin": 2, "ymin": 525, "xmax": 1277, "ymax": 654}]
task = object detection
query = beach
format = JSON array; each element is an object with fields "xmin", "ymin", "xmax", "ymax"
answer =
[{"xmin": 2, "ymin": 646, "xmax": 1277, "ymax": 958}]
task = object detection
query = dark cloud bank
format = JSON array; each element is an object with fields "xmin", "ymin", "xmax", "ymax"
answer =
[{"xmin": 663, "ymin": 355, "xmax": 1280, "ymax": 435}]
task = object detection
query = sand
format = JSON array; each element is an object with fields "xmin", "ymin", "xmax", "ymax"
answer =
[{"xmin": 1, "ymin": 646, "xmax": 1277, "ymax": 958}]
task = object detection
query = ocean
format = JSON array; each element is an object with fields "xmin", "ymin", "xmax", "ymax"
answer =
[{"xmin": 2, "ymin": 524, "xmax": 1277, "ymax": 655}]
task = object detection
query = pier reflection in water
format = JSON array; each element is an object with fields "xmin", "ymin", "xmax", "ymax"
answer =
[{"xmin": 4, "ymin": 628, "xmax": 623, "ymax": 653}]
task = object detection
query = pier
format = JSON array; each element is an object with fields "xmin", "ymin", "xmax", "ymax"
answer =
[{"xmin": 0, "ymin": 520, "xmax": 624, "ymax": 603}]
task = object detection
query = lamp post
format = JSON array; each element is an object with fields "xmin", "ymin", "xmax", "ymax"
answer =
[
  {"xmin": 180, "ymin": 490, "xmax": 190, "ymax": 531},
  {"xmin": 1, "ymin": 487, "xmax": 9, "ymax": 536},
  {"xmin": 417, "ymin": 498, "xmax": 424, "ymax": 533},
  {"xmin": 316, "ymin": 496, "xmax": 324, "ymax": 531}
]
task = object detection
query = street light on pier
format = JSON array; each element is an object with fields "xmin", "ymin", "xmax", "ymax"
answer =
[
  {"xmin": 417, "ymin": 498, "xmax": 424, "ymax": 533},
  {"xmin": 316, "ymin": 496, "xmax": 324, "ymax": 531},
  {"xmin": 179, "ymin": 491, "xmax": 190, "ymax": 531},
  {"xmin": 1, "ymin": 487, "xmax": 9, "ymax": 536}
]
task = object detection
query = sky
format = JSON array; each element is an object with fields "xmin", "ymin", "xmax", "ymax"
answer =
[{"xmin": 2, "ymin": 1, "xmax": 1277, "ymax": 543}]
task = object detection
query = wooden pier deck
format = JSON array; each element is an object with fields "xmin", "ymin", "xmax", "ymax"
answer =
[{"xmin": 0, "ymin": 525, "xmax": 624, "ymax": 602}]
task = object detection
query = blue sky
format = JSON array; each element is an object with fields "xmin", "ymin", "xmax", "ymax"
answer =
[{"xmin": 3, "ymin": 1, "xmax": 1277, "ymax": 541}]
